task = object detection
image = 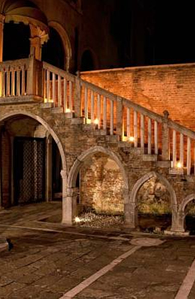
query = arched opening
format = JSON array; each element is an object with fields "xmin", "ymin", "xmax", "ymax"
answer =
[
  {"xmin": 131, "ymin": 172, "xmax": 177, "ymax": 233},
  {"xmin": 137, "ymin": 176, "xmax": 172, "ymax": 232},
  {"xmin": 42, "ymin": 27, "xmax": 65, "ymax": 69},
  {"xmin": 0, "ymin": 114, "xmax": 63, "ymax": 214},
  {"xmin": 80, "ymin": 50, "xmax": 95, "ymax": 71},
  {"xmin": 182, "ymin": 196, "xmax": 195, "ymax": 234},
  {"xmin": 3, "ymin": 22, "xmax": 30, "ymax": 61},
  {"xmin": 68, "ymin": 147, "xmax": 128, "ymax": 229}
]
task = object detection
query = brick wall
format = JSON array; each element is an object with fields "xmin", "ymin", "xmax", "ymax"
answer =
[{"xmin": 81, "ymin": 63, "xmax": 195, "ymax": 131}]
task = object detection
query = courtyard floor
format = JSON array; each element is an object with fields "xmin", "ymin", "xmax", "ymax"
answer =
[{"xmin": 0, "ymin": 202, "xmax": 195, "ymax": 299}]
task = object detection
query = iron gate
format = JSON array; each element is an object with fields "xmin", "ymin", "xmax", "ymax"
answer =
[{"xmin": 14, "ymin": 137, "xmax": 45, "ymax": 204}]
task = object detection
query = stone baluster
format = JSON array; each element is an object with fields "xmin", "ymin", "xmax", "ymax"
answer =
[
  {"xmin": 173, "ymin": 130, "xmax": 176, "ymax": 168},
  {"xmin": 162, "ymin": 110, "xmax": 170, "ymax": 160},
  {"xmin": 74, "ymin": 72, "xmax": 81, "ymax": 117},
  {"xmin": 127, "ymin": 107, "xmax": 130, "ymax": 138},
  {"xmin": 116, "ymin": 96, "xmax": 123, "ymax": 139},
  {"xmin": 97, "ymin": 94, "xmax": 101, "ymax": 129},
  {"xmin": 64, "ymin": 77, "xmax": 67, "ymax": 111},
  {"xmin": 52, "ymin": 73, "xmax": 56, "ymax": 104},
  {"xmin": 134, "ymin": 111, "xmax": 138, "ymax": 147},
  {"xmin": 58, "ymin": 75, "xmax": 62, "ymax": 107},
  {"xmin": 180, "ymin": 133, "xmax": 184, "ymax": 167},
  {"xmin": 91, "ymin": 90, "xmax": 94, "ymax": 122},
  {"xmin": 140, "ymin": 114, "xmax": 145, "ymax": 148},
  {"xmin": 154, "ymin": 121, "xmax": 158, "ymax": 154},
  {"xmin": 69, "ymin": 81, "xmax": 73, "ymax": 112},
  {"xmin": 103, "ymin": 96, "xmax": 107, "ymax": 130},
  {"xmin": 187, "ymin": 137, "xmax": 191, "ymax": 175},
  {"xmin": 148, "ymin": 118, "xmax": 152, "ymax": 154},
  {"xmin": 110, "ymin": 100, "xmax": 114, "ymax": 135}
]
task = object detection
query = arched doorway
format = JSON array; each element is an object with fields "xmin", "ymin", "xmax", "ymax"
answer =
[
  {"xmin": 68, "ymin": 146, "xmax": 129, "ymax": 228},
  {"xmin": 130, "ymin": 172, "xmax": 177, "ymax": 232},
  {"xmin": 3, "ymin": 22, "xmax": 30, "ymax": 61},
  {"xmin": 42, "ymin": 27, "xmax": 65, "ymax": 69},
  {"xmin": 0, "ymin": 113, "xmax": 66, "ymax": 219},
  {"xmin": 180, "ymin": 194, "xmax": 195, "ymax": 234}
]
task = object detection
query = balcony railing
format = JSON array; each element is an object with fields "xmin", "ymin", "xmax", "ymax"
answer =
[{"xmin": 1, "ymin": 57, "xmax": 195, "ymax": 175}]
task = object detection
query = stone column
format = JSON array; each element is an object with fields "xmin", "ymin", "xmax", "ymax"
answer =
[
  {"xmin": 45, "ymin": 135, "xmax": 52, "ymax": 202},
  {"xmin": 29, "ymin": 24, "xmax": 49, "ymax": 61},
  {"xmin": 0, "ymin": 14, "xmax": 5, "ymax": 63},
  {"xmin": 61, "ymin": 170, "xmax": 73, "ymax": 225},
  {"xmin": 123, "ymin": 188, "xmax": 137, "ymax": 228},
  {"xmin": 170, "ymin": 209, "xmax": 185, "ymax": 233}
]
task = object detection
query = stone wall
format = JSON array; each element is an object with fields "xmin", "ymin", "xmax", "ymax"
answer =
[
  {"xmin": 80, "ymin": 154, "xmax": 124, "ymax": 214},
  {"xmin": 81, "ymin": 63, "xmax": 195, "ymax": 130}
]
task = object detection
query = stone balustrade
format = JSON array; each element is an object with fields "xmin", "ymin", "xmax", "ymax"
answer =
[{"xmin": 1, "ymin": 57, "xmax": 195, "ymax": 175}]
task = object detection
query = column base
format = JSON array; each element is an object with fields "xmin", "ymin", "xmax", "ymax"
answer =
[{"xmin": 164, "ymin": 230, "xmax": 189, "ymax": 236}]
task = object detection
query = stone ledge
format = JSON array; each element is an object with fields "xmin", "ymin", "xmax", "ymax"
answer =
[
  {"xmin": 157, "ymin": 161, "xmax": 171, "ymax": 168},
  {"xmin": 71, "ymin": 117, "xmax": 85, "ymax": 125},
  {"xmin": 164, "ymin": 230, "xmax": 189, "ymax": 236},
  {"xmin": 142, "ymin": 154, "xmax": 158, "ymax": 162},
  {"xmin": 169, "ymin": 168, "xmax": 184, "ymax": 175},
  {"xmin": 51, "ymin": 107, "xmax": 64, "ymax": 114},
  {"xmin": 0, "ymin": 95, "xmax": 43, "ymax": 105},
  {"xmin": 40, "ymin": 102, "xmax": 53, "ymax": 108}
]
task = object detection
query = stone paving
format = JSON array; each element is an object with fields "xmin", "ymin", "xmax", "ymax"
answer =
[{"xmin": 0, "ymin": 202, "xmax": 195, "ymax": 299}]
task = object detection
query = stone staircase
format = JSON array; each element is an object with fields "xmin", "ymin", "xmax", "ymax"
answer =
[{"xmin": 1, "ymin": 56, "xmax": 195, "ymax": 234}]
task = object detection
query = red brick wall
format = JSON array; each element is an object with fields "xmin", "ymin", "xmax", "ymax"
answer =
[{"xmin": 81, "ymin": 63, "xmax": 195, "ymax": 131}]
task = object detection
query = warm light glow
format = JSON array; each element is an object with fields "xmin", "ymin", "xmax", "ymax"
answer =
[
  {"xmin": 75, "ymin": 217, "xmax": 81, "ymax": 223},
  {"xmin": 176, "ymin": 161, "xmax": 182, "ymax": 169},
  {"xmin": 66, "ymin": 108, "xmax": 71, "ymax": 113},
  {"xmin": 129, "ymin": 136, "xmax": 135, "ymax": 142},
  {"xmin": 94, "ymin": 118, "xmax": 99, "ymax": 125},
  {"xmin": 86, "ymin": 119, "xmax": 92, "ymax": 124}
]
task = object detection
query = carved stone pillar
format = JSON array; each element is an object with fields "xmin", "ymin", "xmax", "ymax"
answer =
[
  {"xmin": 61, "ymin": 169, "xmax": 73, "ymax": 225},
  {"xmin": 123, "ymin": 187, "xmax": 137, "ymax": 228},
  {"xmin": 29, "ymin": 24, "xmax": 48, "ymax": 61}
]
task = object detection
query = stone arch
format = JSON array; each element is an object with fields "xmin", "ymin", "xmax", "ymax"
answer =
[
  {"xmin": 68, "ymin": 146, "xmax": 128, "ymax": 190},
  {"xmin": 67, "ymin": 146, "xmax": 129, "ymax": 224},
  {"xmin": 0, "ymin": 110, "xmax": 66, "ymax": 171},
  {"xmin": 179, "ymin": 194, "xmax": 195, "ymax": 213},
  {"xmin": 130, "ymin": 171, "xmax": 177, "ymax": 230},
  {"xmin": 48, "ymin": 21, "xmax": 72, "ymax": 71},
  {"xmin": 130, "ymin": 171, "xmax": 177, "ymax": 208},
  {"xmin": 178, "ymin": 194, "xmax": 195, "ymax": 234}
]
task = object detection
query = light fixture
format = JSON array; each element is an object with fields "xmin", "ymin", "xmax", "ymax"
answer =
[
  {"xmin": 86, "ymin": 119, "xmax": 92, "ymax": 124},
  {"xmin": 129, "ymin": 136, "xmax": 135, "ymax": 142},
  {"xmin": 75, "ymin": 217, "xmax": 81, "ymax": 223},
  {"xmin": 66, "ymin": 108, "xmax": 71, "ymax": 113},
  {"xmin": 176, "ymin": 161, "xmax": 182, "ymax": 169},
  {"xmin": 94, "ymin": 118, "xmax": 99, "ymax": 125}
]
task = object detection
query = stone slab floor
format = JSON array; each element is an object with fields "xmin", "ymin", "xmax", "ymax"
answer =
[{"xmin": 0, "ymin": 202, "xmax": 195, "ymax": 299}]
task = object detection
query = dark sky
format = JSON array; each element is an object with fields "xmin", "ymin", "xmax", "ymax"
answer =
[{"xmin": 151, "ymin": 1, "xmax": 195, "ymax": 64}]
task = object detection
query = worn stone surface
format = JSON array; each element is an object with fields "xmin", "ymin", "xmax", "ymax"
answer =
[{"xmin": 1, "ymin": 203, "xmax": 195, "ymax": 299}]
